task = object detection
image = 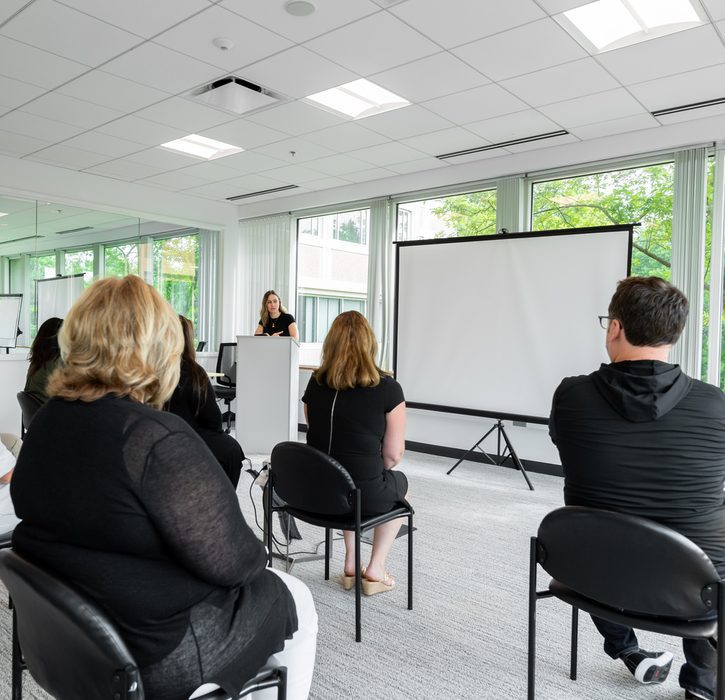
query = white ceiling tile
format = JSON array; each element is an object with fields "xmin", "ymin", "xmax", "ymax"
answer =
[
  {"xmin": 297, "ymin": 176, "xmax": 353, "ymax": 190},
  {"xmin": 63, "ymin": 131, "xmax": 146, "ymax": 157},
  {"xmin": 246, "ymin": 101, "xmax": 346, "ymax": 136},
  {"xmin": 0, "ymin": 75, "xmax": 46, "ymax": 111},
  {"xmin": 537, "ymin": 89, "xmax": 648, "ymax": 128},
  {"xmin": 390, "ymin": 0, "xmax": 545, "ymax": 48},
  {"xmin": 102, "ymin": 43, "xmax": 222, "ymax": 94},
  {"xmin": 200, "ymin": 119, "xmax": 288, "ymax": 150},
  {"xmin": 343, "ymin": 166, "xmax": 397, "ymax": 183},
  {"xmin": 305, "ymin": 12, "xmax": 440, "ymax": 75},
  {"xmin": 655, "ymin": 102, "xmax": 725, "ymax": 125},
  {"xmin": 239, "ymin": 47, "xmax": 356, "ymax": 99},
  {"xmin": 0, "ymin": 0, "xmax": 32, "ymax": 24},
  {"xmin": 0, "ymin": 129, "xmax": 52, "ymax": 157},
  {"xmin": 596, "ymin": 26, "xmax": 725, "ymax": 85},
  {"xmin": 0, "ymin": 35, "xmax": 88, "ymax": 88},
  {"xmin": 177, "ymin": 181, "xmax": 243, "ymax": 199},
  {"xmin": 184, "ymin": 174, "xmax": 286, "ymax": 199},
  {"xmin": 535, "ymin": 0, "xmax": 584, "ymax": 11},
  {"xmin": 56, "ymin": 0, "xmax": 211, "ymax": 38},
  {"xmin": 138, "ymin": 170, "xmax": 210, "ymax": 190},
  {"xmin": 702, "ymin": 0, "xmax": 725, "ymax": 21},
  {"xmin": 464, "ymin": 110, "xmax": 563, "ymax": 143},
  {"xmin": 359, "ymin": 105, "xmax": 453, "ymax": 139},
  {"xmin": 262, "ymin": 164, "xmax": 329, "ymax": 184},
  {"xmin": 304, "ymin": 123, "xmax": 389, "ymax": 152},
  {"xmin": 505, "ymin": 131, "xmax": 579, "ymax": 152},
  {"xmin": 569, "ymin": 114, "xmax": 660, "ymax": 140},
  {"xmin": 135, "ymin": 97, "xmax": 234, "ymax": 133},
  {"xmin": 210, "ymin": 150, "xmax": 287, "ymax": 173},
  {"xmin": 20, "ymin": 92, "xmax": 123, "ymax": 129},
  {"xmin": 423, "ymin": 85, "xmax": 528, "ymax": 124},
  {"xmin": 219, "ymin": 0, "xmax": 379, "ymax": 43},
  {"xmin": 96, "ymin": 116, "xmax": 187, "ymax": 147},
  {"xmin": 249, "ymin": 138, "xmax": 334, "ymax": 165},
  {"xmin": 82, "ymin": 158, "xmax": 167, "ymax": 180},
  {"xmin": 58, "ymin": 70, "xmax": 170, "ymax": 112},
  {"xmin": 1, "ymin": 0, "xmax": 141, "ymax": 67},
  {"xmin": 501, "ymin": 58, "xmax": 620, "ymax": 107},
  {"xmin": 371, "ymin": 52, "xmax": 489, "ymax": 103},
  {"xmin": 347, "ymin": 141, "xmax": 427, "ymax": 167},
  {"xmin": 452, "ymin": 19, "xmax": 587, "ymax": 81},
  {"xmin": 25, "ymin": 144, "xmax": 111, "ymax": 169},
  {"xmin": 125, "ymin": 147, "xmax": 201, "ymax": 170},
  {"xmin": 153, "ymin": 5, "xmax": 292, "ymax": 71},
  {"xmin": 176, "ymin": 160, "xmax": 243, "ymax": 182},
  {"xmin": 400, "ymin": 127, "xmax": 486, "ymax": 156},
  {"xmin": 718, "ymin": 19, "xmax": 725, "ymax": 39},
  {"xmin": 628, "ymin": 63, "xmax": 725, "ymax": 111},
  {"xmin": 386, "ymin": 156, "xmax": 449, "ymax": 174},
  {"xmin": 0, "ymin": 110, "xmax": 83, "ymax": 141},
  {"xmin": 304, "ymin": 153, "xmax": 374, "ymax": 176},
  {"xmin": 441, "ymin": 147, "xmax": 512, "ymax": 165}
]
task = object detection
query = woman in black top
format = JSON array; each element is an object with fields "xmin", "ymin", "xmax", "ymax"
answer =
[
  {"xmin": 302, "ymin": 311, "xmax": 408, "ymax": 596},
  {"xmin": 167, "ymin": 316, "xmax": 245, "ymax": 487},
  {"xmin": 24, "ymin": 316, "xmax": 63, "ymax": 402},
  {"xmin": 11, "ymin": 276, "xmax": 317, "ymax": 700},
  {"xmin": 254, "ymin": 290, "xmax": 298, "ymax": 339}
]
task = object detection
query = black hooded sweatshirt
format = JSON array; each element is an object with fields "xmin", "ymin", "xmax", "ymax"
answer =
[{"xmin": 550, "ymin": 360, "xmax": 725, "ymax": 575}]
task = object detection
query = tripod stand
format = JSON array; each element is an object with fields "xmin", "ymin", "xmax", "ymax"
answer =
[{"xmin": 447, "ymin": 419, "xmax": 534, "ymax": 490}]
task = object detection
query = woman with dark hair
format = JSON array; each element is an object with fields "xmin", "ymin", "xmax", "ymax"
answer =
[
  {"xmin": 302, "ymin": 311, "xmax": 409, "ymax": 595},
  {"xmin": 167, "ymin": 316, "xmax": 245, "ymax": 488},
  {"xmin": 24, "ymin": 316, "xmax": 63, "ymax": 402}
]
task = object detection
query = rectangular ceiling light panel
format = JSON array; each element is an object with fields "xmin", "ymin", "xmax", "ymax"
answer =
[
  {"xmin": 306, "ymin": 79, "xmax": 410, "ymax": 119},
  {"xmin": 160, "ymin": 134, "xmax": 243, "ymax": 160}
]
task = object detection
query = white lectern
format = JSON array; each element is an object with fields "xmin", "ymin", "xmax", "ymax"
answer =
[{"xmin": 235, "ymin": 335, "xmax": 299, "ymax": 454}]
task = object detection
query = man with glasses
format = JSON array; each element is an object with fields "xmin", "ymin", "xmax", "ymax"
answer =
[{"xmin": 550, "ymin": 276, "xmax": 725, "ymax": 700}]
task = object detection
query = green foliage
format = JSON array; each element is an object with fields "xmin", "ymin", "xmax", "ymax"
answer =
[
  {"xmin": 431, "ymin": 190, "xmax": 497, "ymax": 237},
  {"xmin": 104, "ymin": 243, "xmax": 139, "ymax": 277},
  {"xmin": 337, "ymin": 219, "xmax": 361, "ymax": 243}
]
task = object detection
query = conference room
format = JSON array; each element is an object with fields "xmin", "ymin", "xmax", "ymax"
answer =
[{"xmin": 1, "ymin": 0, "xmax": 725, "ymax": 698}]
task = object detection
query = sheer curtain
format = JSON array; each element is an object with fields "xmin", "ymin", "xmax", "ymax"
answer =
[
  {"xmin": 670, "ymin": 147, "xmax": 708, "ymax": 377},
  {"xmin": 367, "ymin": 198, "xmax": 395, "ymax": 370},
  {"xmin": 237, "ymin": 214, "xmax": 295, "ymax": 337},
  {"xmin": 198, "ymin": 229, "xmax": 219, "ymax": 351}
]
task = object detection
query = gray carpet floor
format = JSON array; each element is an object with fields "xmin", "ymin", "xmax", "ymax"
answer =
[{"xmin": 0, "ymin": 450, "xmax": 689, "ymax": 699}]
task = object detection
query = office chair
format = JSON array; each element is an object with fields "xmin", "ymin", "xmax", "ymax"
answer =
[
  {"xmin": 267, "ymin": 441, "xmax": 414, "ymax": 642},
  {"xmin": 213, "ymin": 343, "xmax": 237, "ymax": 433},
  {"xmin": 528, "ymin": 506, "xmax": 725, "ymax": 699},
  {"xmin": 196, "ymin": 341, "xmax": 207, "ymax": 352},
  {"xmin": 15, "ymin": 392, "xmax": 42, "ymax": 438},
  {"xmin": 0, "ymin": 550, "xmax": 287, "ymax": 700}
]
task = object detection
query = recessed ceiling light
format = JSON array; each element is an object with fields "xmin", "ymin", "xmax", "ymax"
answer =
[
  {"xmin": 285, "ymin": 0, "xmax": 315, "ymax": 16},
  {"xmin": 305, "ymin": 79, "xmax": 410, "ymax": 119},
  {"xmin": 0, "ymin": 212, "xmax": 7, "ymax": 218},
  {"xmin": 159, "ymin": 134, "xmax": 243, "ymax": 160},
  {"xmin": 555, "ymin": 0, "xmax": 704, "ymax": 53}
]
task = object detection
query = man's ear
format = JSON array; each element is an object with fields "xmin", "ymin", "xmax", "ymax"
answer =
[{"xmin": 608, "ymin": 318, "xmax": 623, "ymax": 340}]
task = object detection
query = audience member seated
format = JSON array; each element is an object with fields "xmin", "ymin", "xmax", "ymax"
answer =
[
  {"xmin": 24, "ymin": 316, "xmax": 63, "ymax": 402},
  {"xmin": 302, "ymin": 311, "xmax": 409, "ymax": 595},
  {"xmin": 11, "ymin": 276, "xmax": 317, "ymax": 700},
  {"xmin": 167, "ymin": 315, "xmax": 246, "ymax": 488},
  {"xmin": 0, "ymin": 436, "xmax": 19, "ymax": 534},
  {"xmin": 550, "ymin": 276, "xmax": 725, "ymax": 700}
]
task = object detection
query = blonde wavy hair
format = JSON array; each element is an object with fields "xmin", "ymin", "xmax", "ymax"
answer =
[
  {"xmin": 313, "ymin": 311, "xmax": 386, "ymax": 390},
  {"xmin": 259, "ymin": 290, "xmax": 287, "ymax": 327},
  {"xmin": 48, "ymin": 275, "xmax": 183, "ymax": 408}
]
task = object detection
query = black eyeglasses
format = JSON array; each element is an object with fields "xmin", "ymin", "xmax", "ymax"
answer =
[{"xmin": 598, "ymin": 315, "xmax": 611, "ymax": 329}]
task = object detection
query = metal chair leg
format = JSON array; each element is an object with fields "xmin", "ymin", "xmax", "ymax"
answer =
[
  {"xmin": 717, "ymin": 582, "xmax": 725, "ymax": 700},
  {"xmin": 11, "ymin": 607, "xmax": 22, "ymax": 700},
  {"xmin": 355, "ymin": 492, "xmax": 362, "ymax": 642},
  {"xmin": 527, "ymin": 537, "xmax": 537, "ymax": 700},
  {"xmin": 324, "ymin": 529, "xmax": 331, "ymax": 580},
  {"xmin": 570, "ymin": 607, "xmax": 579, "ymax": 680},
  {"xmin": 277, "ymin": 666, "xmax": 287, "ymax": 700},
  {"xmin": 407, "ymin": 512, "xmax": 413, "ymax": 610}
]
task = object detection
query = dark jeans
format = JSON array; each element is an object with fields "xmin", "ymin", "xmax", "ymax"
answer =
[{"xmin": 591, "ymin": 615, "xmax": 717, "ymax": 700}]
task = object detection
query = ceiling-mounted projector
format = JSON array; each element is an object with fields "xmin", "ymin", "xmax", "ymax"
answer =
[{"xmin": 192, "ymin": 77, "xmax": 280, "ymax": 116}]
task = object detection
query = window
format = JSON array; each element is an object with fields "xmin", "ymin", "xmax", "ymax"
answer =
[
  {"xmin": 28, "ymin": 253, "xmax": 57, "ymax": 337},
  {"xmin": 531, "ymin": 163, "xmax": 675, "ymax": 279},
  {"xmin": 299, "ymin": 216, "xmax": 321, "ymax": 237},
  {"xmin": 332, "ymin": 210, "xmax": 368, "ymax": 245},
  {"xmin": 395, "ymin": 188, "xmax": 497, "ymax": 241},
  {"xmin": 297, "ymin": 295, "xmax": 366, "ymax": 342},
  {"xmin": 153, "ymin": 234, "xmax": 199, "ymax": 325},
  {"xmin": 63, "ymin": 248, "xmax": 94, "ymax": 284},
  {"xmin": 104, "ymin": 242, "xmax": 139, "ymax": 277}
]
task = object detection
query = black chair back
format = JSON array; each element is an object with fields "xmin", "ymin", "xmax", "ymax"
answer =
[
  {"xmin": 538, "ymin": 506, "xmax": 720, "ymax": 618},
  {"xmin": 196, "ymin": 341, "xmax": 207, "ymax": 352},
  {"xmin": 215, "ymin": 343, "xmax": 237, "ymax": 387},
  {"xmin": 271, "ymin": 442, "xmax": 356, "ymax": 515},
  {"xmin": 16, "ymin": 391, "xmax": 43, "ymax": 435},
  {"xmin": 0, "ymin": 550, "xmax": 143, "ymax": 699}
]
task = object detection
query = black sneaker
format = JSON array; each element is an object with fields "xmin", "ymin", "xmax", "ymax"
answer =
[
  {"xmin": 685, "ymin": 690, "xmax": 713, "ymax": 700},
  {"xmin": 621, "ymin": 649, "xmax": 673, "ymax": 684}
]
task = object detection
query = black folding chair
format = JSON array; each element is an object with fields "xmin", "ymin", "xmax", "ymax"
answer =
[
  {"xmin": 213, "ymin": 343, "xmax": 237, "ymax": 433},
  {"xmin": 15, "ymin": 392, "xmax": 42, "ymax": 438},
  {"xmin": 528, "ymin": 506, "xmax": 725, "ymax": 699},
  {"xmin": 267, "ymin": 441, "xmax": 413, "ymax": 642}
]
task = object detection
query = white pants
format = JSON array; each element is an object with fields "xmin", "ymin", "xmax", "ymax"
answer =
[{"xmin": 190, "ymin": 569, "xmax": 318, "ymax": 700}]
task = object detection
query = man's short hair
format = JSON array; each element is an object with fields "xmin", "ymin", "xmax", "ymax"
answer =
[{"xmin": 608, "ymin": 276, "xmax": 689, "ymax": 347}]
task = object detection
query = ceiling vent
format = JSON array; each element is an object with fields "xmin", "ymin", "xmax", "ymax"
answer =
[
  {"xmin": 2, "ymin": 234, "xmax": 43, "ymax": 244},
  {"xmin": 55, "ymin": 226, "xmax": 93, "ymax": 235},
  {"xmin": 436, "ymin": 130, "xmax": 569, "ymax": 160},
  {"xmin": 226, "ymin": 185, "xmax": 299, "ymax": 201},
  {"xmin": 651, "ymin": 96, "xmax": 725, "ymax": 117},
  {"xmin": 190, "ymin": 77, "xmax": 281, "ymax": 116}
]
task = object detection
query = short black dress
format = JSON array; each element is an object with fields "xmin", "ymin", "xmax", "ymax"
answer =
[
  {"xmin": 258, "ymin": 312, "xmax": 295, "ymax": 336},
  {"xmin": 302, "ymin": 375, "xmax": 408, "ymax": 516}
]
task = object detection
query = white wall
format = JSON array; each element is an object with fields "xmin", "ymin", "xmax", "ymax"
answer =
[{"xmin": 0, "ymin": 355, "xmax": 28, "ymax": 436}]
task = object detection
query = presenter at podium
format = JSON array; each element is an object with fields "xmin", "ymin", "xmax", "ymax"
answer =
[{"xmin": 254, "ymin": 290, "xmax": 299, "ymax": 340}]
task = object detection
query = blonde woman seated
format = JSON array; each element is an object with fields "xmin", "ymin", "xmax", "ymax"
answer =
[
  {"xmin": 11, "ymin": 276, "xmax": 317, "ymax": 700},
  {"xmin": 302, "ymin": 311, "xmax": 408, "ymax": 595},
  {"xmin": 254, "ymin": 290, "xmax": 299, "ymax": 340}
]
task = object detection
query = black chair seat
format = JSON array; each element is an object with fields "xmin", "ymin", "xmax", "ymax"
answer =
[
  {"xmin": 213, "ymin": 386, "xmax": 236, "ymax": 401},
  {"xmin": 282, "ymin": 505, "xmax": 411, "ymax": 532}
]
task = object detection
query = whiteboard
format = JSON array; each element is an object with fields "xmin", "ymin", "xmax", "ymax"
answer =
[
  {"xmin": 0, "ymin": 295, "xmax": 22, "ymax": 347},
  {"xmin": 394, "ymin": 227, "xmax": 632, "ymax": 422},
  {"xmin": 37, "ymin": 274, "xmax": 85, "ymax": 328}
]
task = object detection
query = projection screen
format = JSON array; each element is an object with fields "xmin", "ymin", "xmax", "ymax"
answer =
[
  {"xmin": 394, "ymin": 226, "xmax": 632, "ymax": 423},
  {"xmin": 37, "ymin": 274, "xmax": 85, "ymax": 328},
  {"xmin": 0, "ymin": 294, "xmax": 22, "ymax": 348}
]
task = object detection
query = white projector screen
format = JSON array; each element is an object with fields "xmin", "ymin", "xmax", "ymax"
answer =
[
  {"xmin": 37, "ymin": 274, "xmax": 85, "ymax": 328},
  {"xmin": 394, "ymin": 226, "xmax": 632, "ymax": 422},
  {"xmin": 0, "ymin": 294, "xmax": 22, "ymax": 348}
]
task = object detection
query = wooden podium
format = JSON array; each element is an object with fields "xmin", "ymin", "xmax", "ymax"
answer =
[{"xmin": 235, "ymin": 335, "xmax": 299, "ymax": 454}]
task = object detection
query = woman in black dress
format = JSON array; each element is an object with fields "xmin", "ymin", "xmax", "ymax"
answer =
[
  {"xmin": 302, "ymin": 311, "xmax": 408, "ymax": 595},
  {"xmin": 254, "ymin": 289, "xmax": 299, "ymax": 339},
  {"xmin": 11, "ymin": 276, "xmax": 317, "ymax": 700},
  {"xmin": 167, "ymin": 315, "xmax": 245, "ymax": 488}
]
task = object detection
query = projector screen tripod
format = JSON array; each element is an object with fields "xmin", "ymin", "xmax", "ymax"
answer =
[{"xmin": 447, "ymin": 419, "xmax": 534, "ymax": 490}]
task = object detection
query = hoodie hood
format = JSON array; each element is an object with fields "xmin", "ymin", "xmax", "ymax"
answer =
[{"xmin": 591, "ymin": 360, "xmax": 692, "ymax": 423}]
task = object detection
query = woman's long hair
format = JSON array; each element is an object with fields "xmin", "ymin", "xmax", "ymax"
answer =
[
  {"xmin": 179, "ymin": 315, "xmax": 208, "ymax": 416},
  {"xmin": 313, "ymin": 311, "xmax": 387, "ymax": 390},
  {"xmin": 259, "ymin": 290, "xmax": 287, "ymax": 328},
  {"xmin": 28, "ymin": 317, "xmax": 63, "ymax": 375}
]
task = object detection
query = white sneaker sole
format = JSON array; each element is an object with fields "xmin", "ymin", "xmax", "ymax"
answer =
[{"xmin": 634, "ymin": 652, "xmax": 674, "ymax": 684}]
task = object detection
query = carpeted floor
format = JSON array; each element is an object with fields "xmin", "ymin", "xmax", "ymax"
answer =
[{"xmin": 0, "ymin": 450, "xmax": 689, "ymax": 699}]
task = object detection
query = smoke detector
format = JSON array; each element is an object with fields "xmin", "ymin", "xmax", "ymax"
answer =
[{"xmin": 190, "ymin": 77, "xmax": 280, "ymax": 116}]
